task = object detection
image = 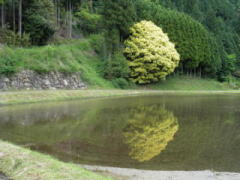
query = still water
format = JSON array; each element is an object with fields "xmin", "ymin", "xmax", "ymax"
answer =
[{"xmin": 0, "ymin": 94, "xmax": 240, "ymax": 172}]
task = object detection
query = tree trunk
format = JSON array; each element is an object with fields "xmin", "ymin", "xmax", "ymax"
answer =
[
  {"xmin": 54, "ymin": 0, "xmax": 59, "ymax": 27},
  {"xmin": 1, "ymin": 2, "xmax": 4, "ymax": 28},
  {"xmin": 181, "ymin": 64, "xmax": 184, "ymax": 74},
  {"xmin": 18, "ymin": 0, "xmax": 22, "ymax": 36},
  {"xmin": 89, "ymin": 0, "xmax": 93, "ymax": 12},
  {"xmin": 53, "ymin": 0, "xmax": 56, "ymax": 25},
  {"xmin": 69, "ymin": 0, "xmax": 72, "ymax": 38},
  {"xmin": 57, "ymin": 0, "xmax": 60, "ymax": 27},
  {"xmin": 13, "ymin": 0, "xmax": 16, "ymax": 32},
  {"xmin": 58, "ymin": 2, "xmax": 61, "ymax": 27},
  {"xmin": 56, "ymin": 0, "xmax": 60, "ymax": 27}
]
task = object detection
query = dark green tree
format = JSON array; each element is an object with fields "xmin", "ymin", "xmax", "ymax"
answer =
[
  {"xmin": 135, "ymin": 0, "xmax": 221, "ymax": 76},
  {"xmin": 102, "ymin": 0, "xmax": 136, "ymax": 41},
  {"xmin": 24, "ymin": 0, "xmax": 55, "ymax": 45},
  {"xmin": 99, "ymin": 0, "xmax": 136, "ymax": 81}
]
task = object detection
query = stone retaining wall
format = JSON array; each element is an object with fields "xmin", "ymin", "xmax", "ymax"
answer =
[{"xmin": 0, "ymin": 70, "xmax": 86, "ymax": 90}]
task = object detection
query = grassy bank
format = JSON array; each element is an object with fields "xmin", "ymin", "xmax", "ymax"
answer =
[
  {"xmin": 0, "ymin": 40, "xmax": 114, "ymax": 89},
  {"xmin": 1, "ymin": 89, "xmax": 240, "ymax": 106},
  {"xmin": 1, "ymin": 39, "xmax": 240, "ymax": 90},
  {"xmin": 0, "ymin": 90, "xmax": 146, "ymax": 105},
  {"xmin": 0, "ymin": 140, "xmax": 112, "ymax": 180},
  {"xmin": 146, "ymin": 75, "xmax": 239, "ymax": 90}
]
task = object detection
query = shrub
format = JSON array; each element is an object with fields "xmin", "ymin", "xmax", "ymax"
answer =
[
  {"xmin": 0, "ymin": 29, "xmax": 30, "ymax": 47},
  {"xmin": 111, "ymin": 78, "xmax": 130, "ymax": 89},
  {"xmin": 103, "ymin": 51, "xmax": 130, "ymax": 80},
  {"xmin": 88, "ymin": 34, "xmax": 105, "ymax": 55},
  {"xmin": 0, "ymin": 47, "xmax": 21, "ymax": 74},
  {"xmin": 124, "ymin": 20, "xmax": 180, "ymax": 84},
  {"xmin": 233, "ymin": 70, "xmax": 240, "ymax": 78}
]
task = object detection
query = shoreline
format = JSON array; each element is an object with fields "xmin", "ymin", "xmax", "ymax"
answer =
[
  {"xmin": 83, "ymin": 165, "xmax": 240, "ymax": 180},
  {"xmin": 1, "ymin": 90, "xmax": 240, "ymax": 179},
  {"xmin": 1, "ymin": 139, "xmax": 240, "ymax": 180},
  {"xmin": 0, "ymin": 140, "xmax": 112, "ymax": 180},
  {"xmin": 0, "ymin": 89, "xmax": 240, "ymax": 106}
]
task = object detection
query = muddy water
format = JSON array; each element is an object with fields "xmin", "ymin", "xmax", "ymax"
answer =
[{"xmin": 0, "ymin": 94, "xmax": 240, "ymax": 172}]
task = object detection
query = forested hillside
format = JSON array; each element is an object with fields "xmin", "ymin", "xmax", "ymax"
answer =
[
  {"xmin": 158, "ymin": 0, "xmax": 240, "ymax": 80},
  {"xmin": 0, "ymin": 0, "xmax": 239, "ymax": 88}
]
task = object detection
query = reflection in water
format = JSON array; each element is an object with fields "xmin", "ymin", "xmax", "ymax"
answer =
[
  {"xmin": 123, "ymin": 105, "xmax": 179, "ymax": 162},
  {"xmin": 0, "ymin": 95, "xmax": 240, "ymax": 171}
]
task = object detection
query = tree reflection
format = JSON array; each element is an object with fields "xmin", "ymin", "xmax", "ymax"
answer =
[{"xmin": 123, "ymin": 104, "xmax": 179, "ymax": 162}]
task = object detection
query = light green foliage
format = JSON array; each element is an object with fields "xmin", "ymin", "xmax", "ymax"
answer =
[
  {"xmin": 123, "ymin": 105, "xmax": 178, "ymax": 162},
  {"xmin": 124, "ymin": 21, "xmax": 180, "ymax": 84},
  {"xmin": 135, "ymin": 0, "xmax": 221, "ymax": 76}
]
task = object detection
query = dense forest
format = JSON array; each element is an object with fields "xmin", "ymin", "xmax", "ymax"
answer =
[{"xmin": 0, "ymin": 0, "xmax": 240, "ymax": 86}]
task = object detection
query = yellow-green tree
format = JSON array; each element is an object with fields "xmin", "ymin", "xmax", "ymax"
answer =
[
  {"xmin": 124, "ymin": 20, "xmax": 180, "ymax": 84},
  {"xmin": 123, "ymin": 105, "xmax": 179, "ymax": 162}
]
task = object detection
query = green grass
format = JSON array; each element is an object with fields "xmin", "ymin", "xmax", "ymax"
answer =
[
  {"xmin": 1, "ymin": 39, "xmax": 239, "ymax": 90},
  {"xmin": 0, "ymin": 39, "xmax": 113, "ymax": 88},
  {"xmin": 0, "ymin": 140, "xmax": 113, "ymax": 180},
  {"xmin": 146, "ymin": 75, "xmax": 235, "ymax": 90},
  {"xmin": 0, "ymin": 90, "xmax": 142, "ymax": 105},
  {"xmin": 1, "ymin": 89, "xmax": 240, "ymax": 106},
  {"xmin": 1, "ymin": 40, "xmax": 240, "ymax": 180}
]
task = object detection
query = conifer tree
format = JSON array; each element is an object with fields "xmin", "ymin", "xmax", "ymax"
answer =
[
  {"xmin": 135, "ymin": 0, "xmax": 221, "ymax": 75},
  {"xmin": 24, "ymin": 0, "xmax": 55, "ymax": 45}
]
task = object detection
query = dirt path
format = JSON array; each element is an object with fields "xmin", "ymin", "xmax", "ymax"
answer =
[{"xmin": 83, "ymin": 165, "xmax": 240, "ymax": 180}]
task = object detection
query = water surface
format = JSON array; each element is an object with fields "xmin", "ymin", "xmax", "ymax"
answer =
[{"xmin": 0, "ymin": 94, "xmax": 240, "ymax": 172}]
